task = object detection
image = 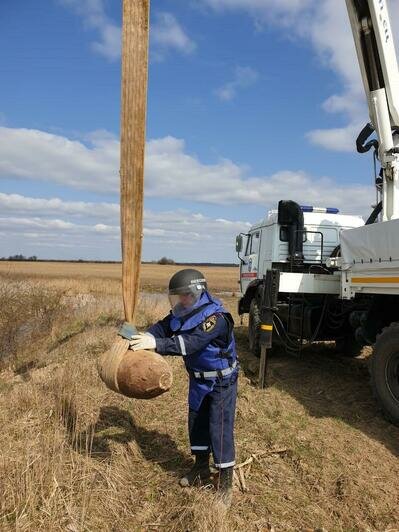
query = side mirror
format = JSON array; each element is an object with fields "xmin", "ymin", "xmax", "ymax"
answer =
[
  {"xmin": 236, "ymin": 233, "xmax": 249, "ymax": 264},
  {"xmin": 236, "ymin": 234, "xmax": 243, "ymax": 253}
]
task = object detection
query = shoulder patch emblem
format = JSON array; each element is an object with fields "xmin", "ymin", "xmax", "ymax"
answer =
[{"xmin": 202, "ymin": 315, "xmax": 217, "ymax": 333}]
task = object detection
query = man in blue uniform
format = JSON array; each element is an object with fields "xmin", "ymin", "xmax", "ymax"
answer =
[{"xmin": 129, "ymin": 269, "xmax": 239, "ymax": 506}]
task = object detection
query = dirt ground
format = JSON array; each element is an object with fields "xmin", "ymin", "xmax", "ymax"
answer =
[{"xmin": 0, "ymin": 263, "xmax": 398, "ymax": 531}]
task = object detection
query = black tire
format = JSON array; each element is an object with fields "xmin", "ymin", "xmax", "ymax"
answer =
[
  {"xmin": 248, "ymin": 299, "xmax": 261, "ymax": 357},
  {"xmin": 371, "ymin": 322, "xmax": 399, "ymax": 426},
  {"xmin": 335, "ymin": 334, "xmax": 361, "ymax": 358}
]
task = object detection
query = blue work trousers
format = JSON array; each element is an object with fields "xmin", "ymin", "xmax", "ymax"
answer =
[{"xmin": 188, "ymin": 370, "xmax": 238, "ymax": 469}]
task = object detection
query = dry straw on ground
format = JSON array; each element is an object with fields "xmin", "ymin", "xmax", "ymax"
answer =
[{"xmin": 0, "ymin": 263, "xmax": 398, "ymax": 531}]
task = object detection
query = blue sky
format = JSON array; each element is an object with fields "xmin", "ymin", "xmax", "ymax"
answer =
[{"xmin": 1, "ymin": 0, "xmax": 398, "ymax": 262}]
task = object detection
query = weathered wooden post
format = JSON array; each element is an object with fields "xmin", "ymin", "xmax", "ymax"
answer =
[
  {"xmin": 120, "ymin": 0, "xmax": 148, "ymax": 325},
  {"xmin": 98, "ymin": 0, "xmax": 173, "ymax": 399}
]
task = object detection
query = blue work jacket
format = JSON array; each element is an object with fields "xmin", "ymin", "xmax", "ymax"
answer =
[{"xmin": 147, "ymin": 291, "xmax": 238, "ymax": 411}]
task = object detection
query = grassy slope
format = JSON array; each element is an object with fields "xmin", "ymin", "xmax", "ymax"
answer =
[{"xmin": 0, "ymin": 266, "xmax": 398, "ymax": 531}]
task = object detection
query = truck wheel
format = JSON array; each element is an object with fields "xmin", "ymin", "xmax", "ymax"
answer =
[
  {"xmin": 371, "ymin": 323, "xmax": 399, "ymax": 426},
  {"xmin": 248, "ymin": 299, "xmax": 261, "ymax": 357}
]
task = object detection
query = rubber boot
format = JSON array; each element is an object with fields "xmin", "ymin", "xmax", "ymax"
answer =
[
  {"xmin": 216, "ymin": 467, "xmax": 233, "ymax": 509},
  {"xmin": 179, "ymin": 453, "xmax": 211, "ymax": 487}
]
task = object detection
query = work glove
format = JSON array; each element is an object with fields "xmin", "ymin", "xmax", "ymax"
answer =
[{"xmin": 129, "ymin": 332, "xmax": 156, "ymax": 351}]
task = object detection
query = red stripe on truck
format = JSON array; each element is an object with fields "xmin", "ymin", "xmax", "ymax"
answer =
[{"xmin": 241, "ymin": 272, "xmax": 257, "ymax": 278}]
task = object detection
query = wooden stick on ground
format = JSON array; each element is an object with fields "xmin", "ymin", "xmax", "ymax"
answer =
[{"xmin": 120, "ymin": 0, "xmax": 150, "ymax": 324}]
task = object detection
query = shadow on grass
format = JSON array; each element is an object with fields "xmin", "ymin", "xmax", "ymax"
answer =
[
  {"xmin": 235, "ymin": 326, "xmax": 399, "ymax": 458},
  {"xmin": 14, "ymin": 360, "xmax": 37, "ymax": 377},
  {"xmin": 60, "ymin": 401, "xmax": 190, "ymax": 475}
]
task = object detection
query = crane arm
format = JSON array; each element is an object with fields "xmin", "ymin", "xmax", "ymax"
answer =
[
  {"xmin": 346, "ymin": 0, "xmax": 399, "ymax": 220},
  {"xmin": 346, "ymin": 0, "xmax": 399, "ymax": 127}
]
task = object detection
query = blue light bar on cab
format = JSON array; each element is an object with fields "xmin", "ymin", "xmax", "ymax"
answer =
[{"xmin": 300, "ymin": 205, "xmax": 339, "ymax": 214}]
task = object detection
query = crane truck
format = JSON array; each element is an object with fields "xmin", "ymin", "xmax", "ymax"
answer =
[{"xmin": 235, "ymin": 0, "xmax": 399, "ymax": 426}]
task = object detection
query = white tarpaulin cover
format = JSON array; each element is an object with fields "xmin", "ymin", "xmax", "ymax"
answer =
[{"xmin": 340, "ymin": 218, "xmax": 399, "ymax": 271}]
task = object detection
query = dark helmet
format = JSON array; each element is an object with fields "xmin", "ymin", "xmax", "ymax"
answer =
[
  {"xmin": 168, "ymin": 268, "xmax": 207, "ymax": 295},
  {"xmin": 168, "ymin": 269, "xmax": 208, "ymax": 317}
]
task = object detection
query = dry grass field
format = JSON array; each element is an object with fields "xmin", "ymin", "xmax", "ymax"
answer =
[
  {"xmin": 0, "ymin": 262, "xmax": 239, "ymax": 295},
  {"xmin": 0, "ymin": 261, "xmax": 398, "ymax": 531}
]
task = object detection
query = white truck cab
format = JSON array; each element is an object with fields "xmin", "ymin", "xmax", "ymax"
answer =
[{"xmin": 237, "ymin": 206, "xmax": 364, "ymax": 296}]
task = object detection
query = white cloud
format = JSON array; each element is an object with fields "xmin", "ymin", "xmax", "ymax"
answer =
[
  {"xmin": 0, "ymin": 192, "xmax": 119, "ymax": 219},
  {"xmin": 145, "ymin": 136, "xmax": 374, "ymax": 213},
  {"xmin": 0, "ymin": 127, "xmax": 374, "ymax": 214},
  {"xmin": 61, "ymin": 1, "xmax": 195, "ymax": 61},
  {"xmin": 0, "ymin": 192, "xmax": 250, "ymax": 261},
  {"xmin": 201, "ymin": 0, "xmax": 399, "ymax": 151},
  {"xmin": 0, "ymin": 127, "xmax": 119, "ymax": 193},
  {"xmin": 60, "ymin": 0, "xmax": 121, "ymax": 60},
  {"xmin": 59, "ymin": 0, "xmax": 399, "ymax": 147},
  {"xmin": 152, "ymin": 12, "xmax": 196, "ymax": 58},
  {"xmin": 216, "ymin": 66, "xmax": 259, "ymax": 101},
  {"xmin": 306, "ymin": 123, "xmax": 363, "ymax": 153},
  {"xmin": 202, "ymin": 0, "xmax": 311, "ymax": 19}
]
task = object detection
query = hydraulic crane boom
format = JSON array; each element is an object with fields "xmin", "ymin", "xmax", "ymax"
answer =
[{"xmin": 346, "ymin": 0, "xmax": 399, "ymax": 220}]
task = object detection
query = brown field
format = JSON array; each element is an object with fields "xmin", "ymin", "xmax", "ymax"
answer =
[
  {"xmin": 0, "ymin": 261, "xmax": 240, "ymax": 295},
  {"xmin": 0, "ymin": 262, "xmax": 398, "ymax": 531}
]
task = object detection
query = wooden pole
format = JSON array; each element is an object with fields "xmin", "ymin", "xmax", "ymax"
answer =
[
  {"xmin": 120, "ymin": 0, "xmax": 150, "ymax": 324},
  {"xmin": 98, "ymin": 0, "xmax": 173, "ymax": 399}
]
